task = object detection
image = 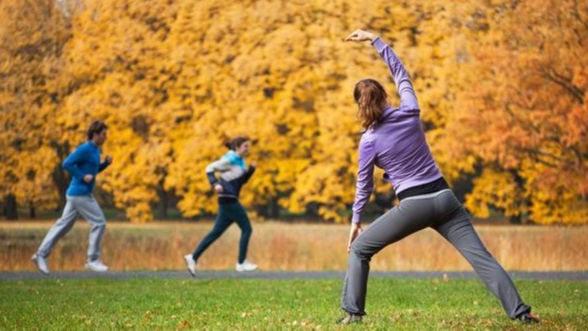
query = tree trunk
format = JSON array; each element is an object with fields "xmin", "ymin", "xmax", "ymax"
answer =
[
  {"xmin": 305, "ymin": 202, "xmax": 319, "ymax": 218},
  {"xmin": 51, "ymin": 142, "xmax": 70, "ymax": 211},
  {"xmin": 29, "ymin": 204, "xmax": 36, "ymax": 219},
  {"xmin": 509, "ymin": 170, "xmax": 526, "ymax": 224},
  {"xmin": 52, "ymin": 165, "xmax": 68, "ymax": 210},
  {"xmin": 508, "ymin": 214, "xmax": 522, "ymax": 224},
  {"xmin": 4, "ymin": 194, "xmax": 18, "ymax": 220},
  {"xmin": 256, "ymin": 196, "xmax": 280, "ymax": 219},
  {"xmin": 156, "ymin": 185, "xmax": 168, "ymax": 219},
  {"xmin": 267, "ymin": 197, "xmax": 279, "ymax": 219}
]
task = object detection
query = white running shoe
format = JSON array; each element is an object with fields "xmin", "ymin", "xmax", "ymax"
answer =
[
  {"xmin": 31, "ymin": 254, "xmax": 50, "ymax": 275},
  {"xmin": 184, "ymin": 254, "xmax": 198, "ymax": 277},
  {"xmin": 236, "ymin": 259, "xmax": 258, "ymax": 272},
  {"xmin": 85, "ymin": 259, "xmax": 108, "ymax": 272}
]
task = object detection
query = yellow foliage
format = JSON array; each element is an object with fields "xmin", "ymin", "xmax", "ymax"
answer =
[
  {"xmin": 449, "ymin": 0, "xmax": 588, "ymax": 224},
  {"xmin": 1, "ymin": 0, "xmax": 586, "ymax": 224},
  {"xmin": 465, "ymin": 170, "xmax": 525, "ymax": 219}
]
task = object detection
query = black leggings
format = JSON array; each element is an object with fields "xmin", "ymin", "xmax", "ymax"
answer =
[{"xmin": 192, "ymin": 201, "xmax": 252, "ymax": 264}]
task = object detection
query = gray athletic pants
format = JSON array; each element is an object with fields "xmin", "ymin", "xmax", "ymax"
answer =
[
  {"xmin": 37, "ymin": 195, "xmax": 106, "ymax": 261},
  {"xmin": 341, "ymin": 189, "xmax": 531, "ymax": 319}
]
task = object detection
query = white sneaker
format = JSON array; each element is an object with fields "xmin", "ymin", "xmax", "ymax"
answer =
[
  {"xmin": 236, "ymin": 259, "xmax": 258, "ymax": 272},
  {"xmin": 85, "ymin": 259, "xmax": 108, "ymax": 272},
  {"xmin": 31, "ymin": 254, "xmax": 50, "ymax": 275},
  {"xmin": 184, "ymin": 254, "xmax": 197, "ymax": 277}
]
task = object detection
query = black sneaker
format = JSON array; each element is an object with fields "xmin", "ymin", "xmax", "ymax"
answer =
[
  {"xmin": 337, "ymin": 313, "xmax": 362, "ymax": 325},
  {"xmin": 518, "ymin": 312, "xmax": 540, "ymax": 323}
]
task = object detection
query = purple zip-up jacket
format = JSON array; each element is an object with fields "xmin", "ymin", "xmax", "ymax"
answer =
[{"xmin": 351, "ymin": 37, "xmax": 443, "ymax": 224}]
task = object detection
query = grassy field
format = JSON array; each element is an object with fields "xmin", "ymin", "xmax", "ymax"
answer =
[
  {"xmin": 2, "ymin": 221, "xmax": 587, "ymax": 272},
  {"xmin": 1, "ymin": 277, "xmax": 587, "ymax": 330}
]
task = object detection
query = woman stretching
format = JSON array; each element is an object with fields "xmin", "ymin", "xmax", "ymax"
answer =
[
  {"xmin": 184, "ymin": 136, "xmax": 258, "ymax": 275},
  {"xmin": 339, "ymin": 29, "xmax": 538, "ymax": 324}
]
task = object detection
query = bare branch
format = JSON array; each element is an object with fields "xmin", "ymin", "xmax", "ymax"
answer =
[
  {"xmin": 540, "ymin": 67, "xmax": 585, "ymax": 104},
  {"xmin": 573, "ymin": 0, "xmax": 588, "ymax": 33}
]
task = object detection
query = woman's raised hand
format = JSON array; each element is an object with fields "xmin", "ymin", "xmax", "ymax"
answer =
[{"xmin": 344, "ymin": 29, "xmax": 377, "ymax": 43}]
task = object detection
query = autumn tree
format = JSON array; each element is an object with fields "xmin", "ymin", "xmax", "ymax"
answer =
[
  {"xmin": 446, "ymin": 0, "xmax": 588, "ymax": 224},
  {"xmin": 0, "ymin": 0, "xmax": 72, "ymax": 219},
  {"xmin": 1, "ymin": 0, "xmax": 585, "ymax": 224}
]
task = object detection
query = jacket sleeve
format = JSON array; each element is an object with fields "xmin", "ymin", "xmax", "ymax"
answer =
[
  {"xmin": 205, "ymin": 158, "xmax": 232, "ymax": 186},
  {"xmin": 240, "ymin": 165, "xmax": 256, "ymax": 184},
  {"xmin": 98, "ymin": 161, "xmax": 110, "ymax": 173},
  {"xmin": 372, "ymin": 37, "xmax": 420, "ymax": 115},
  {"xmin": 351, "ymin": 137, "xmax": 377, "ymax": 224}
]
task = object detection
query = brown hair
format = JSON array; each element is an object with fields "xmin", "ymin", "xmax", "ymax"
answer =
[
  {"xmin": 224, "ymin": 136, "xmax": 250, "ymax": 151},
  {"xmin": 354, "ymin": 79, "xmax": 388, "ymax": 129},
  {"xmin": 86, "ymin": 120, "xmax": 108, "ymax": 140}
]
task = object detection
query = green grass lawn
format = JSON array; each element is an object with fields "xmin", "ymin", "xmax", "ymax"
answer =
[{"xmin": 1, "ymin": 278, "xmax": 586, "ymax": 330}]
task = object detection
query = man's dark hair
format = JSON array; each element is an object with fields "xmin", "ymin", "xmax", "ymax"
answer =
[{"xmin": 87, "ymin": 120, "xmax": 108, "ymax": 140}]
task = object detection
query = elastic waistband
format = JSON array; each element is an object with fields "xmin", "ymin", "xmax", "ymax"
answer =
[
  {"xmin": 400, "ymin": 189, "xmax": 452, "ymax": 202},
  {"xmin": 218, "ymin": 196, "xmax": 239, "ymax": 205},
  {"xmin": 397, "ymin": 177, "xmax": 449, "ymax": 201},
  {"xmin": 66, "ymin": 194, "xmax": 93, "ymax": 199}
]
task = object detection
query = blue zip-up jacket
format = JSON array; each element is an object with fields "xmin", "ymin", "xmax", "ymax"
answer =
[
  {"xmin": 206, "ymin": 151, "xmax": 255, "ymax": 199},
  {"xmin": 62, "ymin": 141, "xmax": 110, "ymax": 196}
]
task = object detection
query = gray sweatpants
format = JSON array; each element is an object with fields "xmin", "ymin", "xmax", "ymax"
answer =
[
  {"xmin": 37, "ymin": 195, "xmax": 106, "ymax": 261},
  {"xmin": 341, "ymin": 189, "xmax": 531, "ymax": 319}
]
